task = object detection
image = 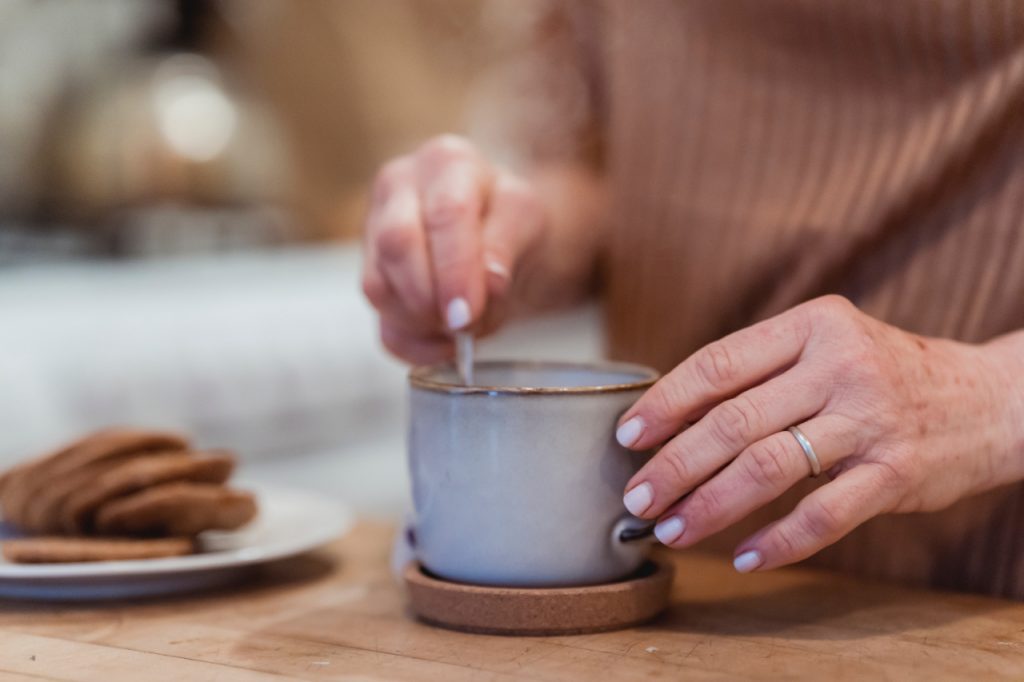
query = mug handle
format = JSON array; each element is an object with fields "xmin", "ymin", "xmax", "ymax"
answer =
[
  {"xmin": 612, "ymin": 515, "xmax": 658, "ymax": 544},
  {"xmin": 390, "ymin": 519, "xmax": 418, "ymax": 580}
]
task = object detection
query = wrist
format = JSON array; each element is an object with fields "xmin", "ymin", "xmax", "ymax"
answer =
[{"xmin": 978, "ymin": 333, "xmax": 1024, "ymax": 486}]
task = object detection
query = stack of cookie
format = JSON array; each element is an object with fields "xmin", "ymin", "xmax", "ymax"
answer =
[{"xmin": 0, "ymin": 428, "xmax": 257, "ymax": 563}]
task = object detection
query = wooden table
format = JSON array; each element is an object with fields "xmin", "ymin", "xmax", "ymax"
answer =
[{"xmin": 1, "ymin": 521, "xmax": 1022, "ymax": 681}]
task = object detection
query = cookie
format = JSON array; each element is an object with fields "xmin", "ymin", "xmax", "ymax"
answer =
[
  {"xmin": 59, "ymin": 451, "xmax": 236, "ymax": 534},
  {"xmin": 20, "ymin": 457, "xmax": 142, "ymax": 535},
  {"xmin": 0, "ymin": 431, "xmax": 97, "ymax": 499},
  {"xmin": 1, "ymin": 428, "xmax": 188, "ymax": 530},
  {"xmin": 2, "ymin": 536, "xmax": 195, "ymax": 563},
  {"xmin": 94, "ymin": 482, "xmax": 257, "ymax": 537}
]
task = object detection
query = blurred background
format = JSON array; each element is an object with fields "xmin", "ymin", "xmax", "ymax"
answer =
[{"xmin": 0, "ymin": 0, "xmax": 601, "ymax": 518}]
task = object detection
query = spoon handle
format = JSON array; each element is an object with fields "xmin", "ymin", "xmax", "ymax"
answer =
[{"xmin": 455, "ymin": 332, "xmax": 474, "ymax": 385}]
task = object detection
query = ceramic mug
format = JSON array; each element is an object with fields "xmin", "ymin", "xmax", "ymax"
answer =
[{"xmin": 407, "ymin": 360, "xmax": 660, "ymax": 587}]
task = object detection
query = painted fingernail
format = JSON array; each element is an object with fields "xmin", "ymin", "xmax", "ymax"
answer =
[
  {"xmin": 616, "ymin": 416, "xmax": 645, "ymax": 448},
  {"xmin": 446, "ymin": 297, "xmax": 471, "ymax": 330},
  {"xmin": 733, "ymin": 550, "xmax": 764, "ymax": 573},
  {"xmin": 623, "ymin": 482, "xmax": 654, "ymax": 516},
  {"xmin": 654, "ymin": 516, "xmax": 686, "ymax": 545},
  {"xmin": 485, "ymin": 258, "xmax": 511, "ymax": 280}
]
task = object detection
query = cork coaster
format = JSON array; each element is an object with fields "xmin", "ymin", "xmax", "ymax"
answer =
[{"xmin": 404, "ymin": 560, "xmax": 673, "ymax": 636}]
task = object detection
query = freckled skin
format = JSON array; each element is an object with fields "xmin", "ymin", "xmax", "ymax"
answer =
[{"xmin": 617, "ymin": 294, "xmax": 1024, "ymax": 571}]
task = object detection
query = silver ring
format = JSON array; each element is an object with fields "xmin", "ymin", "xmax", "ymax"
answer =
[{"xmin": 787, "ymin": 426, "xmax": 822, "ymax": 478}]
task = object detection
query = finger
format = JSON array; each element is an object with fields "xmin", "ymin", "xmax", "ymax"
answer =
[
  {"xmin": 379, "ymin": 320, "xmax": 453, "ymax": 365},
  {"xmin": 362, "ymin": 176, "xmax": 395, "ymax": 311},
  {"xmin": 377, "ymin": 309, "xmax": 448, "ymax": 339},
  {"xmin": 472, "ymin": 284, "xmax": 511, "ymax": 338},
  {"xmin": 480, "ymin": 171, "xmax": 544, "ymax": 300},
  {"xmin": 623, "ymin": 365, "xmax": 828, "ymax": 519},
  {"xmin": 616, "ymin": 307, "xmax": 813, "ymax": 450},
  {"xmin": 652, "ymin": 415, "xmax": 860, "ymax": 548},
  {"xmin": 416, "ymin": 135, "xmax": 491, "ymax": 332},
  {"xmin": 367, "ymin": 158, "xmax": 437, "ymax": 326},
  {"xmin": 360, "ymin": 259, "xmax": 393, "ymax": 312},
  {"xmin": 361, "ymin": 265, "xmax": 441, "ymax": 338},
  {"xmin": 731, "ymin": 462, "xmax": 901, "ymax": 572}
]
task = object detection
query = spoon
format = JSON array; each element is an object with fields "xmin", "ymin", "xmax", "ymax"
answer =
[{"xmin": 455, "ymin": 331, "xmax": 475, "ymax": 385}]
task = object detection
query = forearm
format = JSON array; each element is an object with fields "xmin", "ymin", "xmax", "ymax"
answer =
[{"xmin": 506, "ymin": 162, "xmax": 606, "ymax": 316}]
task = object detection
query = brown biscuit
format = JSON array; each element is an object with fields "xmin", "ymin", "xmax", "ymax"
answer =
[
  {"xmin": 0, "ymin": 431, "xmax": 99, "ymax": 499},
  {"xmin": 22, "ymin": 450, "xmax": 208, "ymax": 535},
  {"xmin": 21, "ymin": 457, "xmax": 140, "ymax": 535},
  {"xmin": 2, "ymin": 536, "xmax": 195, "ymax": 563},
  {"xmin": 1, "ymin": 428, "xmax": 188, "ymax": 530},
  {"xmin": 59, "ymin": 451, "xmax": 236, "ymax": 534},
  {"xmin": 94, "ymin": 482, "xmax": 257, "ymax": 537}
]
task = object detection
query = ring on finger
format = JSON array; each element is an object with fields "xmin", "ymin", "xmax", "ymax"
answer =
[{"xmin": 787, "ymin": 425, "xmax": 822, "ymax": 478}]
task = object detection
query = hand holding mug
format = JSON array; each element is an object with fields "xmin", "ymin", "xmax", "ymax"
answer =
[
  {"xmin": 361, "ymin": 134, "xmax": 548, "ymax": 363},
  {"xmin": 617, "ymin": 295, "xmax": 1024, "ymax": 572}
]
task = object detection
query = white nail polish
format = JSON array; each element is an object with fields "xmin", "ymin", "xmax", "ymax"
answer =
[
  {"xmin": 623, "ymin": 482, "xmax": 654, "ymax": 516},
  {"xmin": 654, "ymin": 516, "xmax": 686, "ymax": 545},
  {"xmin": 616, "ymin": 416, "xmax": 644, "ymax": 448},
  {"xmin": 485, "ymin": 259, "xmax": 511, "ymax": 280},
  {"xmin": 446, "ymin": 297, "xmax": 471, "ymax": 330},
  {"xmin": 733, "ymin": 550, "xmax": 763, "ymax": 573}
]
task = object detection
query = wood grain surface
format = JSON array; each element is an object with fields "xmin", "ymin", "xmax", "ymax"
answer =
[{"xmin": 0, "ymin": 521, "xmax": 1021, "ymax": 681}]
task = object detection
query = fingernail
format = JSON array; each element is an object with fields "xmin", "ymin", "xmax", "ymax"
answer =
[
  {"xmin": 733, "ymin": 550, "xmax": 764, "ymax": 573},
  {"xmin": 623, "ymin": 482, "xmax": 654, "ymax": 516},
  {"xmin": 616, "ymin": 416, "xmax": 645, "ymax": 448},
  {"xmin": 446, "ymin": 297, "xmax": 471, "ymax": 330},
  {"xmin": 485, "ymin": 259, "xmax": 511, "ymax": 280},
  {"xmin": 654, "ymin": 516, "xmax": 686, "ymax": 545}
]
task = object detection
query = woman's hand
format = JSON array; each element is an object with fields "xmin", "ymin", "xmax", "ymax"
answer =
[
  {"xmin": 362, "ymin": 134, "xmax": 547, "ymax": 363},
  {"xmin": 617, "ymin": 295, "xmax": 1024, "ymax": 573}
]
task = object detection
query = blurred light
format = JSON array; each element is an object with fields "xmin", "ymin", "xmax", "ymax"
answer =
[{"xmin": 153, "ymin": 62, "xmax": 237, "ymax": 163}]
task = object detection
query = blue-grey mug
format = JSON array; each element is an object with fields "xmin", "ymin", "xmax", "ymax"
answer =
[{"xmin": 407, "ymin": 360, "xmax": 659, "ymax": 587}]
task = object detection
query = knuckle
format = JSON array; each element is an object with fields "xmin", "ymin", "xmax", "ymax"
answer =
[
  {"xmin": 743, "ymin": 437, "xmax": 792, "ymax": 487},
  {"xmin": 378, "ymin": 157, "xmax": 409, "ymax": 184},
  {"xmin": 709, "ymin": 398, "xmax": 762, "ymax": 449},
  {"xmin": 873, "ymin": 457, "xmax": 914, "ymax": 494},
  {"xmin": 423, "ymin": 192, "xmax": 476, "ymax": 232},
  {"xmin": 694, "ymin": 342, "xmax": 739, "ymax": 390},
  {"xmin": 688, "ymin": 484, "xmax": 726, "ymax": 522},
  {"xmin": 649, "ymin": 379, "xmax": 687, "ymax": 423},
  {"xmin": 375, "ymin": 223, "xmax": 420, "ymax": 261},
  {"xmin": 420, "ymin": 133, "xmax": 475, "ymax": 162},
  {"xmin": 770, "ymin": 522, "xmax": 804, "ymax": 559},
  {"xmin": 372, "ymin": 157, "xmax": 412, "ymax": 201},
  {"xmin": 799, "ymin": 295, "xmax": 861, "ymax": 343},
  {"xmin": 797, "ymin": 497, "xmax": 845, "ymax": 541},
  {"xmin": 810, "ymin": 294, "xmax": 856, "ymax": 320},
  {"xmin": 658, "ymin": 445, "xmax": 695, "ymax": 489}
]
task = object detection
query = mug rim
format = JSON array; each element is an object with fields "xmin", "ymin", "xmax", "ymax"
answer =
[{"xmin": 408, "ymin": 359, "xmax": 660, "ymax": 395}]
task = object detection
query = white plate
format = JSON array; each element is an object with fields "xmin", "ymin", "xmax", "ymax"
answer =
[{"xmin": 0, "ymin": 484, "xmax": 353, "ymax": 601}]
